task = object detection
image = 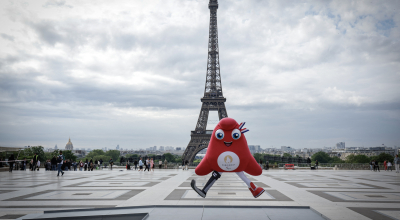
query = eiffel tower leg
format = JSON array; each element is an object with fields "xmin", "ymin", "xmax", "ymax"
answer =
[
  {"xmin": 191, "ymin": 171, "xmax": 221, "ymax": 198},
  {"xmin": 218, "ymin": 103, "xmax": 228, "ymax": 120}
]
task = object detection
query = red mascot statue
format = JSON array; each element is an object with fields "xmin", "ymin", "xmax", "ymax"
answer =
[{"xmin": 191, "ymin": 117, "xmax": 265, "ymax": 198}]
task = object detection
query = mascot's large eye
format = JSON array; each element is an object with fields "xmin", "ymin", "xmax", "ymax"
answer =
[
  {"xmin": 231, "ymin": 129, "xmax": 241, "ymax": 140},
  {"xmin": 215, "ymin": 129, "xmax": 224, "ymax": 140}
]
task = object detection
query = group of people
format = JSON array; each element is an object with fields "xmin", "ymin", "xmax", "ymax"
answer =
[
  {"xmin": 370, "ymin": 155, "xmax": 399, "ymax": 172},
  {"xmin": 125, "ymin": 158, "xmax": 169, "ymax": 171}
]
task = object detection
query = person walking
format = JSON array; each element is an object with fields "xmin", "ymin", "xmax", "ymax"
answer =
[
  {"xmin": 36, "ymin": 159, "xmax": 40, "ymax": 171},
  {"xmin": 159, "ymin": 160, "xmax": 162, "ymax": 169},
  {"xmin": 387, "ymin": 161, "xmax": 393, "ymax": 171},
  {"xmin": 150, "ymin": 158, "xmax": 154, "ymax": 171},
  {"xmin": 134, "ymin": 160, "xmax": 138, "ymax": 170},
  {"xmin": 99, "ymin": 159, "xmax": 103, "ymax": 169},
  {"xmin": 57, "ymin": 151, "xmax": 65, "ymax": 176},
  {"xmin": 374, "ymin": 161, "xmax": 380, "ymax": 172},
  {"xmin": 73, "ymin": 161, "xmax": 78, "ymax": 171},
  {"xmin": 90, "ymin": 159, "xmax": 94, "ymax": 171},
  {"xmin": 394, "ymin": 155, "xmax": 399, "ymax": 173},
  {"xmin": 84, "ymin": 159, "xmax": 88, "ymax": 171},
  {"xmin": 307, "ymin": 157, "xmax": 311, "ymax": 167},
  {"xmin": 372, "ymin": 160, "xmax": 376, "ymax": 171},
  {"xmin": 266, "ymin": 161, "xmax": 269, "ymax": 170},
  {"xmin": 32, "ymin": 153, "xmax": 39, "ymax": 171},
  {"xmin": 79, "ymin": 161, "xmax": 83, "ymax": 171},
  {"xmin": 109, "ymin": 158, "xmax": 114, "ymax": 170},
  {"xmin": 164, "ymin": 159, "xmax": 168, "ymax": 169},
  {"xmin": 315, "ymin": 160, "xmax": 319, "ymax": 170},
  {"xmin": 185, "ymin": 160, "xmax": 189, "ymax": 170},
  {"xmin": 369, "ymin": 161, "xmax": 373, "ymax": 171},
  {"xmin": 22, "ymin": 158, "xmax": 27, "ymax": 170},
  {"xmin": 384, "ymin": 160, "xmax": 387, "ymax": 171},
  {"xmin": 144, "ymin": 158, "xmax": 150, "ymax": 172},
  {"xmin": 182, "ymin": 160, "xmax": 185, "ymax": 170},
  {"xmin": 8, "ymin": 154, "xmax": 15, "ymax": 172},
  {"xmin": 138, "ymin": 158, "xmax": 143, "ymax": 171}
]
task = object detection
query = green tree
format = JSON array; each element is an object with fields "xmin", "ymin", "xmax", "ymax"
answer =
[
  {"xmin": 311, "ymin": 152, "xmax": 331, "ymax": 163},
  {"xmin": 105, "ymin": 150, "xmax": 120, "ymax": 162},
  {"xmin": 253, "ymin": 153, "xmax": 264, "ymax": 162},
  {"xmin": 86, "ymin": 149, "xmax": 105, "ymax": 158},
  {"xmin": 330, "ymin": 156, "xmax": 344, "ymax": 163},
  {"xmin": 163, "ymin": 153, "xmax": 175, "ymax": 162},
  {"xmin": 282, "ymin": 153, "xmax": 292, "ymax": 158},
  {"xmin": 371, "ymin": 153, "xmax": 394, "ymax": 163},
  {"xmin": 19, "ymin": 146, "xmax": 45, "ymax": 162},
  {"xmin": 63, "ymin": 150, "xmax": 77, "ymax": 161},
  {"xmin": 345, "ymin": 154, "xmax": 370, "ymax": 163}
]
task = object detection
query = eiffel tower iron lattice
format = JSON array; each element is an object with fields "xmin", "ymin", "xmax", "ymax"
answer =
[{"xmin": 182, "ymin": 0, "xmax": 228, "ymax": 164}]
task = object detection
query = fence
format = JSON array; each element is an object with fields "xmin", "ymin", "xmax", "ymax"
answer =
[{"xmin": 277, "ymin": 163, "xmax": 385, "ymax": 170}]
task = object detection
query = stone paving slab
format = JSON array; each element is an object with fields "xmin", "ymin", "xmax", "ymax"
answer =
[{"xmin": 0, "ymin": 169, "xmax": 399, "ymax": 220}]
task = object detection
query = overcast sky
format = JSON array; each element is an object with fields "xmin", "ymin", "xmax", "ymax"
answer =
[{"xmin": 0, "ymin": 0, "xmax": 399, "ymax": 150}]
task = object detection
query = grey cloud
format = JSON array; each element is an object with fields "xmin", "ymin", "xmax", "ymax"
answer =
[{"xmin": 1, "ymin": 33, "xmax": 14, "ymax": 41}]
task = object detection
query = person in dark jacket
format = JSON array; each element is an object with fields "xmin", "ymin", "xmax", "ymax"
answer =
[
  {"xmin": 51, "ymin": 156, "xmax": 57, "ymax": 171},
  {"xmin": 109, "ymin": 158, "xmax": 114, "ymax": 170},
  {"xmin": 134, "ymin": 160, "xmax": 138, "ymax": 170},
  {"xmin": 32, "ymin": 153, "xmax": 39, "ymax": 171},
  {"xmin": 374, "ymin": 160, "xmax": 380, "ymax": 172},
  {"xmin": 8, "ymin": 154, "xmax": 15, "ymax": 172}
]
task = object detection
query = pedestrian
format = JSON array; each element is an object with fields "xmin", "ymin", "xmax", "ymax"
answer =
[
  {"xmin": 138, "ymin": 158, "xmax": 143, "ymax": 171},
  {"xmin": 387, "ymin": 161, "xmax": 393, "ymax": 171},
  {"xmin": 372, "ymin": 160, "xmax": 376, "ymax": 171},
  {"xmin": 374, "ymin": 160, "xmax": 380, "ymax": 172},
  {"xmin": 159, "ymin": 160, "xmax": 162, "ymax": 169},
  {"xmin": 90, "ymin": 159, "xmax": 94, "ymax": 171},
  {"xmin": 109, "ymin": 158, "xmax": 113, "ymax": 170},
  {"xmin": 369, "ymin": 161, "xmax": 373, "ymax": 171},
  {"xmin": 384, "ymin": 160, "xmax": 387, "ymax": 171},
  {"xmin": 99, "ymin": 159, "xmax": 103, "ymax": 169},
  {"xmin": 164, "ymin": 159, "xmax": 168, "ymax": 169},
  {"xmin": 134, "ymin": 160, "xmax": 138, "ymax": 170},
  {"xmin": 36, "ymin": 160, "xmax": 40, "ymax": 171},
  {"xmin": 32, "ymin": 153, "xmax": 39, "ymax": 171},
  {"xmin": 150, "ymin": 158, "xmax": 154, "ymax": 171},
  {"xmin": 307, "ymin": 157, "xmax": 311, "ymax": 167},
  {"xmin": 394, "ymin": 155, "xmax": 399, "ymax": 173},
  {"xmin": 51, "ymin": 156, "xmax": 57, "ymax": 171},
  {"xmin": 73, "ymin": 161, "xmax": 78, "ymax": 171},
  {"xmin": 266, "ymin": 161, "xmax": 269, "ymax": 170},
  {"xmin": 144, "ymin": 158, "xmax": 150, "ymax": 171},
  {"xmin": 84, "ymin": 160, "xmax": 88, "ymax": 171},
  {"xmin": 315, "ymin": 160, "xmax": 319, "ymax": 170},
  {"xmin": 182, "ymin": 160, "xmax": 185, "ymax": 170},
  {"xmin": 29, "ymin": 159, "xmax": 33, "ymax": 171},
  {"xmin": 8, "ymin": 154, "xmax": 15, "ymax": 172},
  {"xmin": 79, "ymin": 161, "xmax": 83, "ymax": 171},
  {"xmin": 185, "ymin": 160, "xmax": 189, "ymax": 170},
  {"xmin": 259, "ymin": 159, "xmax": 263, "ymax": 169},
  {"xmin": 22, "ymin": 158, "xmax": 27, "ymax": 170},
  {"xmin": 57, "ymin": 151, "xmax": 65, "ymax": 176},
  {"xmin": 98, "ymin": 160, "xmax": 100, "ymax": 170}
]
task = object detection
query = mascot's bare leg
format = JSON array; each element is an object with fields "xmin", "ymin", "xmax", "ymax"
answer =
[
  {"xmin": 236, "ymin": 171, "xmax": 265, "ymax": 198},
  {"xmin": 191, "ymin": 171, "xmax": 221, "ymax": 198}
]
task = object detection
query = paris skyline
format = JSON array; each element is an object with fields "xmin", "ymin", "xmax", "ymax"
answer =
[{"xmin": 0, "ymin": 0, "xmax": 399, "ymax": 150}]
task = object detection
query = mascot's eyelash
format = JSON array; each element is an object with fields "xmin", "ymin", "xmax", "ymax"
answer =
[{"xmin": 239, "ymin": 122, "xmax": 249, "ymax": 134}]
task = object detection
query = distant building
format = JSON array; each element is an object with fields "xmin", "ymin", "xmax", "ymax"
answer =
[
  {"xmin": 336, "ymin": 142, "xmax": 345, "ymax": 149},
  {"xmin": 116, "ymin": 145, "xmax": 119, "ymax": 150},
  {"xmin": 159, "ymin": 146, "xmax": 165, "ymax": 151},
  {"xmin": 176, "ymin": 147, "xmax": 182, "ymax": 151},
  {"xmin": 65, "ymin": 138, "xmax": 73, "ymax": 150},
  {"xmin": 55, "ymin": 144, "xmax": 58, "ymax": 149},
  {"xmin": 281, "ymin": 146, "xmax": 293, "ymax": 152}
]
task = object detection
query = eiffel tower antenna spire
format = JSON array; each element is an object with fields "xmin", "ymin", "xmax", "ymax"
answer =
[{"xmin": 182, "ymin": 0, "xmax": 228, "ymax": 163}]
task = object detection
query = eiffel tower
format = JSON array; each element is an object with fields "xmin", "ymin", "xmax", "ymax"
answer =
[{"xmin": 182, "ymin": 0, "xmax": 228, "ymax": 163}]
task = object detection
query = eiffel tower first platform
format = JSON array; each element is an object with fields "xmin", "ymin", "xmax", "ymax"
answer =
[{"xmin": 182, "ymin": 0, "xmax": 228, "ymax": 163}]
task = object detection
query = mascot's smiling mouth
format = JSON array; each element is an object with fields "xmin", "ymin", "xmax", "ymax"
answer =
[{"xmin": 224, "ymin": 141, "xmax": 232, "ymax": 147}]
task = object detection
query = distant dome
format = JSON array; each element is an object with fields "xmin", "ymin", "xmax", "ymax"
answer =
[{"xmin": 65, "ymin": 138, "xmax": 73, "ymax": 150}]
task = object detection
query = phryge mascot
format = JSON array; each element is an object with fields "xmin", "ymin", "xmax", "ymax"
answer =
[{"xmin": 191, "ymin": 117, "xmax": 265, "ymax": 198}]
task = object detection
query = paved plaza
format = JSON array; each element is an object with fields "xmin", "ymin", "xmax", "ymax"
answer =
[{"xmin": 0, "ymin": 169, "xmax": 399, "ymax": 219}]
